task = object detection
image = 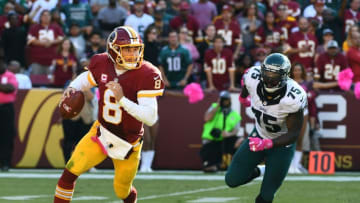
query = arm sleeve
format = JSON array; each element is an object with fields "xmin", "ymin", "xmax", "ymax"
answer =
[
  {"xmin": 119, "ymin": 96, "xmax": 158, "ymax": 126},
  {"xmin": 69, "ymin": 71, "xmax": 96, "ymax": 91}
]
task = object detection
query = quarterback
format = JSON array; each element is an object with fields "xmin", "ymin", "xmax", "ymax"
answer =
[
  {"xmin": 54, "ymin": 26, "xmax": 164, "ymax": 203},
  {"xmin": 225, "ymin": 53, "xmax": 307, "ymax": 203}
]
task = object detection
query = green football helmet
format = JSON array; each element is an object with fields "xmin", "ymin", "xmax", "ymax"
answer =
[{"xmin": 260, "ymin": 53, "xmax": 291, "ymax": 93}]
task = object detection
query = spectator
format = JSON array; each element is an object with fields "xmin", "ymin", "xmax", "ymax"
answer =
[
  {"xmin": 235, "ymin": 53, "xmax": 253, "ymax": 87},
  {"xmin": 2, "ymin": 12, "xmax": 27, "ymax": 67},
  {"xmin": 275, "ymin": 4, "xmax": 297, "ymax": 41},
  {"xmin": 343, "ymin": 0, "xmax": 360, "ymax": 34},
  {"xmin": 213, "ymin": 4, "xmax": 242, "ymax": 54},
  {"xmin": 62, "ymin": 0, "xmax": 93, "ymax": 36},
  {"xmin": 85, "ymin": 31, "xmax": 105, "ymax": 59},
  {"xmin": 238, "ymin": 2, "xmax": 262, "ymax": 50},
  {"xmin": 273, "ymin": 0, "xmax": 301, "ymax": 19},
  {"xmin": 28, "ymin": 0, "xmax": 57, "ymax": 23},
  {"xmin": 314, "ymin": 40, "xmax": 347, "ymax": 91},
  {"xmin": 51, "ymin": 9, "xmax": 68, "ymax": 34},
  {"xmin": 316, "ymin": 8, "xmax": 344, "ymax": 47},
  {"xmin": 200, "ymin": 91, "xmax": 242, "ymax": 172},
  {"xmin": 165, "ymin": 0, "xmax": 181, "ymax": 21},
  {"xmin": 343, "ymin": 25, "xmax": 359, "ymax": 52},
  {"xmin": 255, "ymin": 11, "xmax": 284, "ymax": 53},
  {"xmin": 285, "ymin": 17, "xmax": 318, "ymax": 75},
  {"xmin": 0, "ymin": 57, "xmax": 18, "ymax": 172},
  {"xmin": 97, "ymin": 0, "xmax": 127, "ymax": 37},
  {"xmin": 158, "ymin": 30, "xmax": 192, "ymax": 89},
  {"xmin": 170, "ymin": 2, "xmax": 199, "ymax": 39},
  {"xmin": 124, "ymin": 0, "xmax": 154, "ymax": 39},
  {"xmin": 7, "ymin": 60, "xmax": 32, "ymax": 89},
  {"xmin": 315, "ymin": 28, "xmax": 334, "ymax": 61},
  {"xmin": 289, "ymin": 63, "xmax": 313, "ymax": 174},
  {"xmin": 190, "ymin": 0, "xmax": 217, "ymax": 31},
  {"xmin": 49, "ymin": 38, "xmax": 77, "ymax": 88},
  {"xmin": 303, "ymin": 0, "xmax": 326, "ymax": 22},
  {"xmin": 204, "ymin": 35, "xmax": 236, "ymax": 91},
  {"xmin": 179, "ymin": 27, "xmax": 199, "ymax": 62},
  {"xmin": 27, "ymin": 10, "xmax": 64, "ymax": 75},
  {"xmin": 0, "ymin": 3, "xmax": 19, "ymax": 35},
  {"xmin": 346, "ymin": 32, "xmax": 360, "ymax": 82},
  {"xmin": 0, "ymin": 0, "xmax": 27, "ymax": 15},
  {"xmin": 149, "ymin": 8, "xmax": 171, "ymax": 45},
  {"xmin": 253, "ymin": 48, "xmax": 268, "ymax": 66},
  {"xmin": 143, "ymin": 26, "xmax": 161, "ymax": 66},
  {"xmin": 196, "ymin": 24, "xmax": 216, "ymax": 65},
  {"xmin": 68, "ymin": 22, "xmax": 86, "ymax": 58}
]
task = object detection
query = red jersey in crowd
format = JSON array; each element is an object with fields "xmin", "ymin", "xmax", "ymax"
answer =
[
  {"xmin": 213, "ymin": 17, "xmax": 241, "ymax": 51},
  {"xmin": 288, "ymin": 31, "xmax": 318, "ymax": 72},
  {"xmin": 204, "ymin": 48, "xmax": 235, "ymax": 90},
  {"xmin": 314, "ymin": 52, "xmax": 348, "ymax": 82},
  {"xmin": 27, "ymin": 23, "xmax": 64, "ymax": 66},
  {"xmin": 254, "ymin": 26, "xmax": 284, "ymax": 49},
  {"xmin": 170, "ymin": 15, "xmax": 199, "ymax": 37},
  {"xmin": 53, "ymin": 54, "xmax": 77, "ymax": 87},
  {"xmin": 273, "ymin": 1, "xmax": 301, "ymax": 19},
  {"xmin": 343, "ymin": 9, "xmax": 360, "ymax": 33},
  {"xmin": 276, "ymin": 16, "xmax": 297, "ymax": 40}
]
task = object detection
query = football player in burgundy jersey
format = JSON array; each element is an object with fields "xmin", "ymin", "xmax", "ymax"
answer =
[
  {"xmin": 54, "ymin": 26, "xmax": 164, "ymax": 203},
  {"xmin": 204, "ymin": 35, "xmax": 236, "ymax": 91},
  {"xmin": 314, "ymin": 40, "xmax": 347, "ymax": 90},
  {"xmin": 285, "ymin": 17, "xmax": 318, "ymax": 73}
]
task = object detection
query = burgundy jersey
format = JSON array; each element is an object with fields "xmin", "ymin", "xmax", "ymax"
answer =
[
  {"xmin": 254, "ymin": 26, "xmax": 284, "ymax": 48},
  {"xmin": 88, "ymin": 53, "xmax": 164, "ymax": 143},
  {"xmin": 276, "ymin": 17, "xmax": 297, "ymax": 40},
  {"xmin": 53, "ymin": 54, "xmax": 77, "ymax": 87},
  {"xmin": 214, "ymin": 17, "xmax": 241, "ymax": 51},
  {"xmin": 170, "ymin": 15, "xmax": 199, "ymax": 37},
  {"xmin": 204, "ymin": 48, "xmax": 234, "ymax": 90},
  {"xmin": 27, "ymin": 23, "xmax": 64, "ymax": 66},
  {"xmin": 344, "ymin": 9, "xmax": 360, "ymax": 33},
  {"xmin": 314, "ymin": 52, "xmax": 348, "ymax": 82},
  {"xmin": 288, "ymin": 31, "xmax": 318, "ymax": 72}
]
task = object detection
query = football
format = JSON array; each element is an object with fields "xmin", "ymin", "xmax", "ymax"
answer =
[{"xmin": 59, "ymin": 90, "xmax": 85, "ymax": 119}]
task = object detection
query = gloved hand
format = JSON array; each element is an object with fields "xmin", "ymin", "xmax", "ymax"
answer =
[
  {"xmin": 249, "ymin": 137, "xmax": 273, "ymax": 152},
  {"xmin": 239, "ymin": 96, "xmax": 251, "ymax": 107}
]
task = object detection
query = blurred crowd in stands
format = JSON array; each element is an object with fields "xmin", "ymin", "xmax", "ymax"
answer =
[{"xmin": 0, "ymin": 0, "xmax": 359, "ymax": 92}]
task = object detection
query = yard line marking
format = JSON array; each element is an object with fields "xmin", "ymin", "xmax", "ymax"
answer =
[
  {"xmin": 137, "ymin": 185, "xmax": 228, "ymax": 200},
  {"xmin": 1, "ymin": 173, "xmax": 360, "ymax": 182},
  {"xmin": 139, "ymin": 182, "xmax": 255, "ymax": 201}
]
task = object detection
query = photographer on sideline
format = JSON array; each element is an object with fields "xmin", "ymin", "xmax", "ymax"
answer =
[{"xmin": 200, "ymin": 91, "xmax": 242, "ymax": 172}]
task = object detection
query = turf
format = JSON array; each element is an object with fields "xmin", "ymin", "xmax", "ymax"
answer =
[{"xmin": 0, "ymin": 171, "xmax": 359, "ymax": 203}]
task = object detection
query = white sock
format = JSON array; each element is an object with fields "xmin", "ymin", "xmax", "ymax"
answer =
[
  {"xmin": 146, "ymin": 150, "xmax": 155, "ymax": 169},
  {"xmin": 258, "ymin": 165, "xmax": 265, "ymax": 176},
  {"xmin": 293, "ymin": 151, "xmax": 303, "ymax": 168}
]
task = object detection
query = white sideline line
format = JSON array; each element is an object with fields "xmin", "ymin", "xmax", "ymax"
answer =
[
  {"xmin": 138, "ymin": 185, "xmax": 229, "ymax": 200},
  {"xmin": 1, "ymin": 173, "xmax": 360, "ymax": 182}
]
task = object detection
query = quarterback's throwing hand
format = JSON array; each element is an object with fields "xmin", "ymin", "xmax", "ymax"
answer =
[
  {"xmin": 249, "ymin": 137, "xmax": 273, "ymax": 152},
  {"xmin": 106, "ymin": 81, "xmax": 124, "ymax": 102}
]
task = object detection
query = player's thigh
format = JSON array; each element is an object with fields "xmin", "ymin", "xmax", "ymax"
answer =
[
  {"xmin": 112, "ymin": 142, "xmax": 142, "ymax": 197},
  {"xmin": 66, "ymin": 121, "xmax": 107, "ymax": 176},
  {"xmin": 226, "ymin": 138, "xmax": 265, "ymax": 184},
  {"xmin": 260, "ymin": 144, "xmax": 295, "ymax": 200}
]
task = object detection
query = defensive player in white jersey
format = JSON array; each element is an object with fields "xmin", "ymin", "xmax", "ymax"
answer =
[{"xmin": 225, "ymin": 53, "xmax": 307, "ymax": 203}]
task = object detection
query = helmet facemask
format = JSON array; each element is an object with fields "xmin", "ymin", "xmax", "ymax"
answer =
[
  {"xmin": 109, "ymin": 43, "xmax": 144, "ymax": 70},
  {"xmin": 261, "ymin": 64, "xmax": 287, "ymax": 93}
]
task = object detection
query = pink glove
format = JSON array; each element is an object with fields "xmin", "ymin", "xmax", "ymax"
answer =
[
  {"xmin": 249, "ymin": 137, "xmax": 273, "ymax": 152},
  {"xmin": 239, "ymin": 96, "xmax": 251, "ymax": 107}
]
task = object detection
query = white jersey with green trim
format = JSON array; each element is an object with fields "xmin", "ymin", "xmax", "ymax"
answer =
[{"xmin": 243, "ymin": 66, "xmax": 307, "ymax": 139}]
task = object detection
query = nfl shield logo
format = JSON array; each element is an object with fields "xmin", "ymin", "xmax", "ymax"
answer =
[{"xmin": 101, "ymin": 74, "xmax": 108, "ymax": 83}]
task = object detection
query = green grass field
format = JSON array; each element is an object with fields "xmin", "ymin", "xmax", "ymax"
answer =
[{"xmin": 0, "ymin": 170, "xmax": 360, "ymax": 203}]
